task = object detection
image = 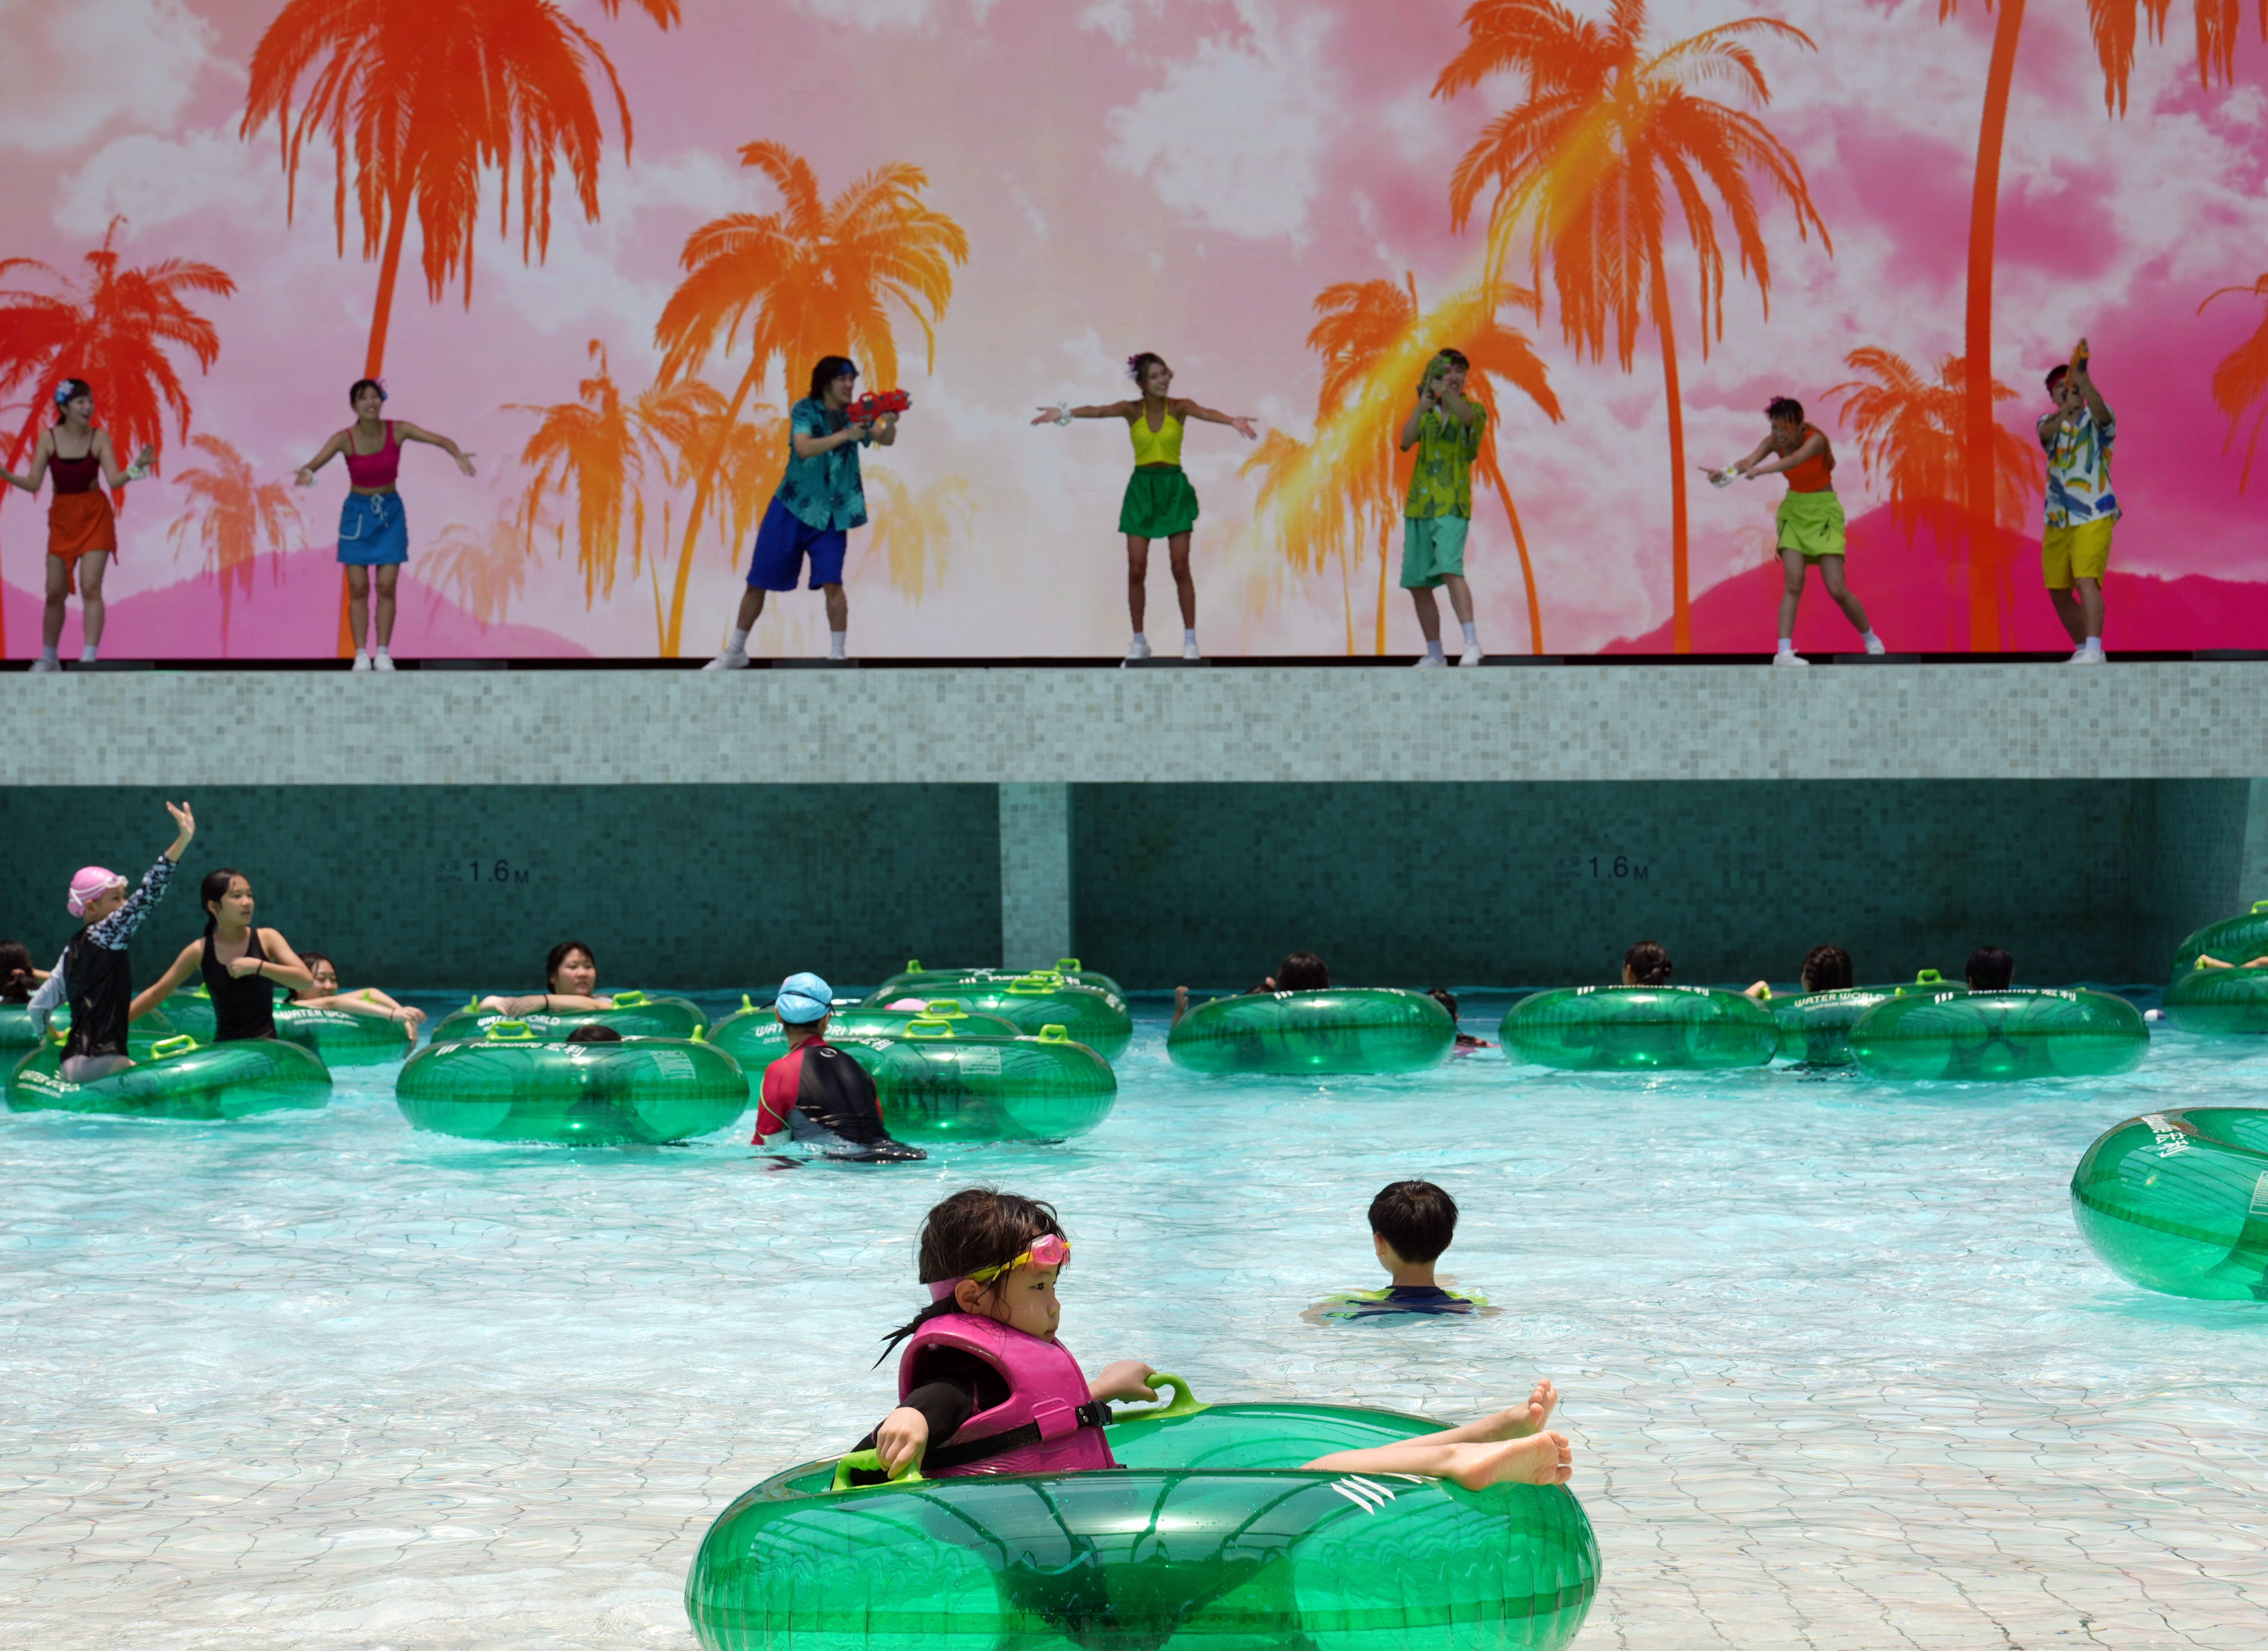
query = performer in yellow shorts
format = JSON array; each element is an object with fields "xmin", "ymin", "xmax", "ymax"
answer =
[
  {"xmin": 2037, "ymin": 341, "xmax": 2116, "ymax": 664},
  {"xmin": 1710, "ymin": 397, "xmax": 1885, "ymax": 666}
]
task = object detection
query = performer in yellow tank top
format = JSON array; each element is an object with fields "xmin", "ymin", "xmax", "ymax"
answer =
[
  {"xmin": 1708, "ymin": 395, "xmax": 1886, "ymax": 666},
  {"xmin": 1036, "ymin": 352, "xmax": 1257, "ymax": 662}
]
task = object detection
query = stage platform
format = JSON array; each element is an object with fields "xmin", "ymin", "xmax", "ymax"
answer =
[{"xmin": 8, "ymin": 657, "xmax": 2268, "ymax": 784}]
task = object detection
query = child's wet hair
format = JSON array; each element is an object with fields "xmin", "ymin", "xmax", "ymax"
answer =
[
  {"xmin": 1624, "ymin": 940, "xmax": 1673, "ymax": 986},
  {"xmin": 1370, "ymin": 1180, "xmax": 1458, "ymax": 1264},
  {"xmin": 878, "ymin": 1187, "xmax": 1065, "ymax": 1361},
  {"xmin": 1966, "ymin": 946, "xmax": 2014, "ymax": 990},
  {"xmin": 1277, "ymin": 951, "xmax": 1329, "ymax": 991},
  {"xmin": 1801, "ymin": 945, "xmax": 1853, "ymax": 992}
]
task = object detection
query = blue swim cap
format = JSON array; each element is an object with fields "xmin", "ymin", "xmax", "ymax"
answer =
[{"xmin": 775, "ymin": 972, "xmax": 834, "ymax": 1025}]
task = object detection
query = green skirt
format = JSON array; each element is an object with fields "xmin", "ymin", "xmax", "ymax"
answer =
[
  {"xmin": 1775, "ymin": 488, "xmax": 1847, "ymax": 559},
  {"xmin": 1119, "ymin": 465, "xmax": 1200, "ymax": 538}
]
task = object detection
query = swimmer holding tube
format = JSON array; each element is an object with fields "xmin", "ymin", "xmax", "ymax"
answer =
[
  {"xmin": 25, "ymin": 801, "xmax": 196, "ymax": 1081},
  {"xmin": 480, "ymin": 940, "xmax": 614, "ymax": 1018},
  {"xmin": 132, "ymin": 869, "xmax": 318, "ymax": 1042},
  {"xmin": 849, "ymin": 1187, "xmax": 1566, "ymax": 1487},
  {"xmin": 289, "ymin": 953, "xmax": 427, "ymax": 1033}
]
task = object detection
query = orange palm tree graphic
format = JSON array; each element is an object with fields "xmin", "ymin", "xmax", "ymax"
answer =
[
  {"xmin": 652, "ymin": 142, "xmax": 967, "ymax": 657},
  {"xmin": 167, "ymin": 434, "xmax": 305, "ymax": 655},
  {"xmin": 508, "ymin": 341, "xmax": 646, "ymax": 607},
  {"xmin": 2201, "ymin": 272, "xmax": 2268, "ymax": 491},
  {"xmin": 860, "ymin": 470, "xmax": 974, "ymax": 604},
  {"xmin": 0, "ymin": 217, "xmax": 233, "ymax": 654},
  {"xmin": 1827, "ymin": 347, "xmax": 2041, "ymax": 542},
  {"xmin": 1936, "ymin": 0, "xmax": 2259, "ymax": 646},
  {"xmin": 424, "ymin": 516, "xmax": 533, "ymax": 629},
  {"xmin": 1436, "ymin": 0, "xmax": 1829, "ymax": 654},
  {"xmin": 1243, "ymin": 428, "xmax": 1360, "ymax": 653},
  {"xmin": 1301, "ymin": 275, "xmax": 1561, "ymax": 653},
  {"xmin": 242, "ymin": 0, "xmax": 676, "ymax": 379}
]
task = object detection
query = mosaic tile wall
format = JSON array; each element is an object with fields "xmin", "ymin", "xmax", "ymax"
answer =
[
  {"xmin": 0, "ymin": 785, "xmax": 1002, "ymax": 990},
  {"xmin": 1071, "ymin": 780, "xmax": 2254, "ymax": 987}
]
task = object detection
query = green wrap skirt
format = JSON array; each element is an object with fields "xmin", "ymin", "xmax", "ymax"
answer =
[{"xmin": 1119, "ymin": 465, "xmax": 1200, "ymax": 538}]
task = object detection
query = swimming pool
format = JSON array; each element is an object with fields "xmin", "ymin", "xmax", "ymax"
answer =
[{"xmin": 4, "ymin": 989, "xmax": 2264, "ymax": 1649}]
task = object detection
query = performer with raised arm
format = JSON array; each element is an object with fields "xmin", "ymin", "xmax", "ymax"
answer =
[
  {"xmin": 1035, "ymin": 353, "xmax": 1257, "ymax": 663},
  {"xmin": 294, "ymin": 379, "xmax": 476, "ymax": 671},
  {"xmin": 706, "ymin": 356, "xmax": 901, "ymax": 669},
  {"xmin": 1400, "ymin": 349, "xmax": 1487, "ymax": 667},
  {"xmin": 0, "ymin": 379, "xmax": 155, "ymax": 671},
  {"xmin": 2038, "ymin": 341, "xmax": 2116, "ymax": 665},
  {"xmin": 1708, "ymin": 397, "xmax": 1885, "ymax": 666}
]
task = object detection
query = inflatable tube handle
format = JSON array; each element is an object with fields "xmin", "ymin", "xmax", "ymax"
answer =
[
  {"xmin": 611, "ymin": 990, "xmax": 648, "ymax": 1007},
  {"xmin": 691, "ymin": 1025, "xmax": 706, "ymax": 1043},
  {"xmin": 1037, "ymin": 1024, "xmax": 1070, "ymax": 1043},
  {"xmin": 484, "ymin": 1020, "xmax": 537, "ymax": 1042},
  {"xmin": 1912, "ymin": 969, "xmax": 1945, "ymax": 986},
  {"xmin": 922, "ymin": 999, "xmax": 966, "ymax": 1018},
  {"xmin": 1111, "ymin": 1371, "xmax": 1205, "ymax": 1423},
  {"xmin": 1056, "ymin": 957, "xmax": 1083, "ymax": 972},
  {"xmin": 1007, "ymin": 973, "xmax": 1063, "ymax": 995},
  {"xmin": 830, "ymin": 1449, "xmax": 924, "ymax": 1493},
  {"xmin": 150, "ymin": 1035, "xmax": 198, "ymax": 1061},
  {"xmin": 740, "ymin": 994, "xmax": 753, "ymax": 1011},
  {"xmin": 906, "ymin": 958, "xmax": 923, "ymax": 971},
  {"xmin": 2250, "ymin": 901, "xmax": 2268, "ymax": 914},
  {"xmin": 904, "ymin": 1016, "xmax": 956, "ymax": 1040}
]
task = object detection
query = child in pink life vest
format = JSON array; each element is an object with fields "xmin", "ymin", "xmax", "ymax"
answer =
[{"xmin": 854, "ymin": 1187, "xmax": 1573, "ymax": 1488}]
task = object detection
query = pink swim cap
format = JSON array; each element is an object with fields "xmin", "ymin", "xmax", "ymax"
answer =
[{"xmin": 68, "ymin": 866, "xmax": 125, "ymax": 917}]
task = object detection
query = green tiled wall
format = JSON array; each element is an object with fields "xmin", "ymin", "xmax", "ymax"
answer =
[
  {"xmin": 0, "ymin": 786, "xmax": 1001, "ymax": 991},
  {"xmin": 1071, "ymin": 780, "xmax": 2250, "ymax": 987}
]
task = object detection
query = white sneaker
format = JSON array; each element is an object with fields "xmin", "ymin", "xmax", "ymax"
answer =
[
  {"xmin": 701, "ymin": 650, "xmax": 750, "ymax": 672},
  {"xmin": 1458, "ymin": 644, "xmax": 1483, "ymax": 667},
  {"xmin": 1413, "ymin": 653, "xmax": 1446, "ymax": 668},
  {"xmin": 1773, "ymin": 649, "xmax": 1811, "ymax": 668},
  {"xmin": 373, "ymin": 654, "xmax": 396, "ymax": 672},
  {"xmin": 1124, "ymin": 637, "xmax": 1151, "ymax": 662},
  {"xmin": 1864, "ymin": 636, "xmax": 1887, "ymax": 656},
  {"xmin": 1181, "ymin": 640, "xmax": 1202, "ymax": 661},
  {"xmin": 351, "ymin": 652, "xmax": 373, "ymax": 672},
  {"xmin": 29, "ymin": 657, "xmax": 60, "ymax": 673},
  {"xmin": 2069, "ymin": 645, "xmax": 2105, "ymax": 665}
]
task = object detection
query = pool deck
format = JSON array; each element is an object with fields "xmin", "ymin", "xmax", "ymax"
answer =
[{"xmin": 9, "ymin": 660, "xmax": 2268, "ymax": 783}]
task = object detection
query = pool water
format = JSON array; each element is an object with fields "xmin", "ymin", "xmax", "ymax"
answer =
[{"xmin": 4, "ymin": 989, "xmax": 2265, "ymax": 1649}]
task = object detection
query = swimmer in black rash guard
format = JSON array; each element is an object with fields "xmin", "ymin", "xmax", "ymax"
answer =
[
  {"xmin": 750, "ymin": 971, "xmax": 924, "ymax": 1163},
  {"xmin": 1308, "ymin": 1181, "xmax": 1489, "ymax": 1323}
]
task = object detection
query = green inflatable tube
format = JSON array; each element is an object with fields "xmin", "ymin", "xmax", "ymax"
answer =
[
  {"xmin": 1768, "ymin": 970, "xmax": 1949, "ymax": 1066},
  {"xmin": 926, "ymin": 973, "xmax": 1133, "ymax": 1063},
  {"xmin": 825, "ymin": 1021, "xmax": 1114, "ymax": 1142},
  {"xmin": 146, "ymin": 987, "xmax": 218, "ymax": 1043},
  {"xmin": 1848, "ymin": 986, "xmax": 2147, "ymax": 1081},
  {"xmin": 0, "ymin": 1004, "xmax": 46, "ymax": 1054},
  {"xmin": 1501, "ymin": 986, "xmax": 1778, "ymax": 1072},
  {"xmin": 1169, "ymin": 987, "xmax": 1453, "ymax": 1075},
  {"xmin": 2163, "ymin": 962, "xmax": 2268, "ymax": 1036},
  {"xmin": 707, "ymin": 996, "xmax": 1025, "ymax": 1071},
  {"xmin": 428, "ymin": 989, "xmax": 708, "ymax": 1046},
  {"xmin": 686, "ymin": 1375, "xmax": 1599, "ymax": 1651},
  {"xmin": 7, "ymin": 1035, "xmax": 333, "ymax": 1122},
  {"xmin": 275, "ymin": 1003, "xmax": 418, "ymax": 1066},
  {"xmin": 395, "ymin": 1023, "xmax": 748, "ymax": 1145},
  {"xmin": 2169, "ymin": 900, "xmax": 2268, "ymax": 979},
  {"xmin": 2070, "ymin": 1108, "xmax": 2268, "ymax": 1300},
  {"xmin": 873, "ymin": 956, "xmax": 1129, "ymax": 1001}
]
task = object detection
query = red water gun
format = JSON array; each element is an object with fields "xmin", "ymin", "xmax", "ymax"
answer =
[{"xmin": 846, "ymin": 389, "xmax": 910, "ymax": 425}]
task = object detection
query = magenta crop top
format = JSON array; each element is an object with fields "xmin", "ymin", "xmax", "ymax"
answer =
[{"xmin": 343, "ymin": 421, "xmax": 400, "ymax": 490}]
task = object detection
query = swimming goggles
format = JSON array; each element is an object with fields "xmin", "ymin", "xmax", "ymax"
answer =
[{"xmin": 964, "ymin": 1233, "xmax": 1070, "ymax": 1287}]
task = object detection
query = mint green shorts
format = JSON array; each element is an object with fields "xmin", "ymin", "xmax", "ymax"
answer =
[{"xmin": 1401, "ymin": 515, "xmax": 1470, "ymax": 589}]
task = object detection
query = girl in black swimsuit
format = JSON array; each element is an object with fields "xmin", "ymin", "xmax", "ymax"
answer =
[{"xmin": 133, "ymin": 870, "xmax": 318, "ymax": 1040}]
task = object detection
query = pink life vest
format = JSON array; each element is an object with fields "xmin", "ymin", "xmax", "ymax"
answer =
[{"xmin": 899, "ymin": 1312, "xmax": 1119, "ymax": 1478}]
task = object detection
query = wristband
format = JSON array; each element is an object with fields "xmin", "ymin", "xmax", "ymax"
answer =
[{"xmin": 1051, "ymin": 404, "xmax": 1072, "ymax": 427}]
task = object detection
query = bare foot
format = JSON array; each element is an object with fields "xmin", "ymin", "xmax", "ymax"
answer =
[
  {"xmin": 1446, "ymin": 1431, "xmax": 1572, "ymax": 1491},
  {"xmin": 1451, "ymin": 1379, "xmax": 1559, "ymax": 1443}
]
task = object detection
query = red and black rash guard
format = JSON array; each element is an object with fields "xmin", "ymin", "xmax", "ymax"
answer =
[{"xmin": 754, "ymin": 1038, "xmax": 892, "ymax": 1146}]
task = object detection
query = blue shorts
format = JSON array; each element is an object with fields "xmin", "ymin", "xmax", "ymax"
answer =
[
  {"xmin": 337, "ymin": 492, "xmax": 408, "ymax": 566},
  {"xmin": 747, "ymin": 496, "xmax": 848, "ymax": 591}
]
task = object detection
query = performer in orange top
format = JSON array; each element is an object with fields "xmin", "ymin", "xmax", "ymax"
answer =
[
  {"xmin": 1709, "ymin": 397, "xmax": 1885, "ymax": 667},
  {"xmin": 0, "ymin": 379, "xmax": 155, "ymax": 671}
]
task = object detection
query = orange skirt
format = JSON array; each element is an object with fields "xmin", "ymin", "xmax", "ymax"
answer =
[{"xmin": 48, "ymin": 491, "xmax": 117, "ymax": 593}]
